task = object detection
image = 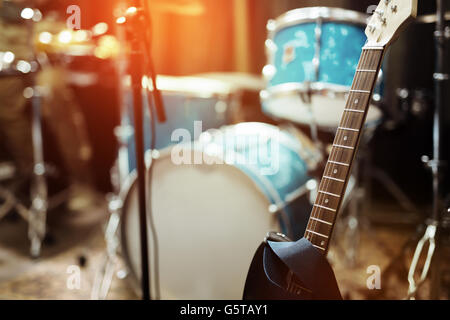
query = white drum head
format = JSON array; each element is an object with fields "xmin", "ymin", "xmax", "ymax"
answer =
[{"xmin": 121, "ymin": 149, "xmax": 279, "ymax": 300}]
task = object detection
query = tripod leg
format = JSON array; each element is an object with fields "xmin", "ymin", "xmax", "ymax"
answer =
[
  {"xmin": 406, "ymin": 222, "xmax": 437, "ymax": 299},
  {"xmin": 28, "ymin": 88, "xmax": 48, "ymax": 258}
]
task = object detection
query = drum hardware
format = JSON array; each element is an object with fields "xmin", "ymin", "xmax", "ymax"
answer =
[
  {"xmin": 417, "ymin": 11, "xmax": 450, "ymax": 24},
  {"xmin": 91, "ymin": 191, "xmax": 123, "ymax": 300},
  {"xmin": 0, "ymin": 9, "xmax": 49, "ymax": 257},
  {"xmin": 0, "ymin": 72, "xmax": 52, "ymax": 258},
  {"xmin": 406, "ymin": 0, "xmax": 448, "ymax": 300}
]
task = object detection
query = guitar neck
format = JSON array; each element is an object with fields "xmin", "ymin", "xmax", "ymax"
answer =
[{"xmin": 304, "ymin": 46, "xmax": 386, "ymax": 254}]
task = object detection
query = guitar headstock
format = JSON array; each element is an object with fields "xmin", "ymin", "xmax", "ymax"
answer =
[{"xmin": 365, "ymin": 0, "xmax": 417, "ymax": 47}]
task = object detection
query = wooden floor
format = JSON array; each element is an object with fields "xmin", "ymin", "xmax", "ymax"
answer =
[{"xmin": 0, "ymin": 196, "xmax": 447, "ymax": 300}]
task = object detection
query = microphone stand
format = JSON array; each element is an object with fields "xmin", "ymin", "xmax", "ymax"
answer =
[
  {"xmin": 120, "ymin": 6, "xmax": 151, "ymax": 300},
  {"xmin": 118, "ymin": 0, "xmax": 167, "ymax": 300}
]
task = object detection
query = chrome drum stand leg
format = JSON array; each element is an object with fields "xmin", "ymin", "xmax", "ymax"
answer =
[
  {"xmin": 406, "ymin": 221, "xmax": 437, "ymax": 299},
  {"xmin": 91, "ymin": 163, "xmax": 124, "ymax": 300},
  {"xmin": 91, "ymin": 200, "xmax": 122, "ymax": 300},
  {"xmin": 28, "ymin": 86, "xmax": 48, "ymax": 258}
]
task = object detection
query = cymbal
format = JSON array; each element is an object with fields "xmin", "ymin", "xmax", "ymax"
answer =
[{"xmin": 416, "ymin": 12, "xmax": 450, "ymax": 24}]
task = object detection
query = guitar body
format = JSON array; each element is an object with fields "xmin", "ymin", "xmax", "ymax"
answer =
[{"xmin": 243, "ymin": 238, "xmax": 341, "ymax": 300}]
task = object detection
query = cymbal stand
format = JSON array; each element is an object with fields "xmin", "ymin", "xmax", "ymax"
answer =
[
  {"xmin": 28, "ymin": 84, "xmax": 48, "ymax": 258},
  {"xmin": 407, "ymin": 0, "xmax": 448, "ymax": 300},
  {"xmin": 91, "ymin": 175, "xmax": 123, "ymax": 300}
]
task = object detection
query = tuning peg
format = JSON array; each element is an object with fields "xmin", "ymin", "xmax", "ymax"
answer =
[
  {"xmin": 375, "ymin": 9, "xmax": 384, "ymax": 16},
  {"xmin": 374, "ymin": 9, "xmax": 386, "ymax": 24},
  {"xmin": 368, "ymin": 24, "xmax": 377, "ymax": 33}
]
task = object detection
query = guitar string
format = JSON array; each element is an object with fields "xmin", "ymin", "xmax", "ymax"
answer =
[
  {"xmin": 306, "ymin": 49, "xmax": 376, "ymax": 250},
  {"xmin": 306, "ymin": 49, "xmax": 369, "ymax": 246},
  {"xmin": 317, "ymin": 48, "xmax": 373, "ymax": 248},
  {"xmin": 306, "ymin": 48, "xmax": 372, "ymax": 247}
]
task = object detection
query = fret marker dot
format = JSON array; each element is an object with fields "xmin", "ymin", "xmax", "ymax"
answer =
[
  {"xmin": 343, "ymin": 136, "xmax": 348, "ymax": 141},
  {"xmin": 333, "ymin": 169, "xmax": 338, "ymax": 174},
  {"xmin": 325, "ymin": 199, "xmax": 329, "ymax": 204},
  {"xmin": 354, "ymin": 98, "xmax": 359, "ymax": 104},
  {"xmin": 321, "ymin": 241, "xmax": 325, "ymax": 246}
]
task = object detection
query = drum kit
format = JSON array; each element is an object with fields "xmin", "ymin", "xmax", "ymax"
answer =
[
  {"xmin": 92, "ymin": 6, "xmax": 406, "ymax": 300},
  {"xmin": 0, "ymin": 1, "xmax": 446, "ymax": 300}
]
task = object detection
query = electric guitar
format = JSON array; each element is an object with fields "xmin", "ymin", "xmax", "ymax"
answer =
[{"xmin": 243, "ymin": 0, "xmax": 418, "ymax": 300}]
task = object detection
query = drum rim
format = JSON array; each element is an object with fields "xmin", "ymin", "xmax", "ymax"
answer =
[
  {"xmin": 261, "ymin": 82, "xmax": 350, "ymax": 100},
  {"xmin": 118, "ymin": 170, "xmax": 142, "ymax": 296},
  {"xmin": 260, "ymin": 82, "xmax": 383, "ymax": 105},
  {"xmin": 260, "ymin": 85, "xmax": 383, "ymax": 131},
  {"xmin": 267, "ymin": 7, "xmax": 369, "ymax": 34},
  {"xmin": 143, "ymin": 75, "xmax": 236, "ymax": 99}
]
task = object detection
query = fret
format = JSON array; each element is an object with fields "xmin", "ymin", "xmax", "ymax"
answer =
[
  {"xmin": 329, "ymin": 147, "xmax": 354, "ymax": 165},
  {"xmin": 319, "ymin": 190, "xmax": 342, "ymax": 197},
  {"xmin": 323, "ymin": 176, "xmax": 345, "ymax": 183},
  {"xmin": 337, "ymin": 126, "xmax": 359, "ymax": 132},
  {"xmin": 327, "ymin": 160, "xmax": 349, "ymax": 167},
  {"xmin": 333, "ymin": 144, "xmax": 354, "ymax": 150},
  {"xmin": 310, "ymin": 216, "xmax": 332, "ymax": 226},
  {"xmin": 349, "ymin": 89, "xmax": 371, "ymax": 94},
  {"xmin": 362, "ymin": 46, "xmax": 384, "ymax": 50},
  {"xmin": 356, "ymin": 69, "xmax": 377, "ymax": 73},
  {"xmin": 312, "ymin": 244, "xmax": 326, "ymax": 251},
  {"xmin": 310, "ymin": 206, "xmax": 335, "ymax": 223},
  {"xmin": 305, "ymin": 229, "xmax": 329, "ymax": 239},
  {"xmin": 318, "ymin": 179, "xmax": 345, "ymax": 198},
  {"xmin": 344, "ymin": 108, "xmax": 365, "ymax": 113},
  {"xmin": 314, "ymin": 204, "xmax": 337, "ymax": 212}
]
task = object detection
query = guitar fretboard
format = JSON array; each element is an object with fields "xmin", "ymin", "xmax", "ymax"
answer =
[{"xmin": 304, "ymin": 47, "xmax": 385, "ymax": 254}]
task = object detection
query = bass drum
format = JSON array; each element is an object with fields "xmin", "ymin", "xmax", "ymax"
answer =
[{"xmin": 120, "ymin": 123, "xmax": 317, "ymax": 299}]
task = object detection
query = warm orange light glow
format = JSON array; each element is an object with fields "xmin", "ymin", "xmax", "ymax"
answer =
[
  {"xmin": 94, "ymin": 35, "xmax": 120, "ymax": 59},
  {"xmin": 39, "ymin": 32, "xmax": 53, "ymax": 44},
  {"xmin": 58, "ymin": 30, "xmax": 73, "ymax": 44},
  {"xmin": 93, "ymin": 22, "xmax": 109, "ymax": 36},
  {"xmin": 116, "ymin": 16, "xmax": 126, "ymax": 24},
  {"xmin": 74, "ymin": 30, "xmax": 90, "ymax": 42},
  {"xmin": 126, "ymin": 7, "xmax": 138, "ymax": 15}
]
